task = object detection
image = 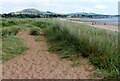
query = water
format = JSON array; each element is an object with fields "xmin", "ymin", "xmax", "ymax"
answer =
[{"xmin": 76, "ymin": 17, "xmax": 119, "ymax": 24}]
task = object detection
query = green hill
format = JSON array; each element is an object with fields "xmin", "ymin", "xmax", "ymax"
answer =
[
  {"xmin": 11, "ymin": 8, "xmax": 44, "ymax": 15},
  {"xmin": 5, "ymin": 8, "xmax": 113, "ymax": 18}
]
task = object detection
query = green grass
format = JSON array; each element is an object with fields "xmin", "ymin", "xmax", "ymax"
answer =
[
  {"xmin": 31, "ymin": 18, "xmax": 50, "ymax": 28},
  {"xmin": 2, "ymin": 36, "xmax": 28, "ymax": 61},
  {"xmin": 94, "ymin": 69, "xmax": 110, "ymax": 78},
  {"xmin": 35, "ymin": 37, "xmax": 41, "ymax": 42},
  {"xmin": 70, "ymin": 61, "xmax": 85, "ymax": 67},
  {"xmin": 35, "ymin": 37, "xmax": 44, "ymax": 42},
  {"xmin": 1, "ymin": 19, "xmax": 17, "ymax": 27},
  {"xmin": 1, "ymin": 18, "xmax": 119, "ymax": 78},
  {"xmin": 1, "ymin": 18, "xmax": 30, "ymax": 61},
  {"xmin": 1, "ymin": 18, "xmax": 33, "ymax": 28},
  {"xmin": 30, "ymin": 27, "xmax": 40, "ymax": 35},
  {"xmin": 32, "ymin": 19, "xmax": 119, "ymax": 78},
  {"xmin": 2, "ymin": 27, "xmax": 20, "ymax": 36}
]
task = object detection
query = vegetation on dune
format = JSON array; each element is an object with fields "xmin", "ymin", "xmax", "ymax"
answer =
[
  {"xmin": 2, "ymin": 27, "xmax": 20, "ymax": 36},
  {"xmin": 2, "ymin": 36, "xmax": 28, "ymax": 61},
  {"xmin": 1, "ymin": 18, "xmax": 33, "ymax": 28},
  {"xmin": 1, "ymin": 19, "xmax": 17, "ymax": 27},
  {"xmin": 31, "ymin": 19, "xmax": 119, "ymax": 78},
  {"xmin": 32, "ymin": 20, "xmax": 49, "ymax": 29},
  {"xmin": 1, "ymin": 18, "xmax": 119, "ymax": 78},
  {"xmin": 1, "ymin": 18, "xmax": 29, "ymax": 61},
  {"xmin": 30, "ymin": 27, "xmax": 40, "ymax": 35}
]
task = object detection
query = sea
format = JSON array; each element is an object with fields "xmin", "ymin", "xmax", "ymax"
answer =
[{"xmin": 75, "ymin": 17, "xmax": 119, "ymax": 24}]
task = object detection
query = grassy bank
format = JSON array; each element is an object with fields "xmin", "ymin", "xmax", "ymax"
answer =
[
  {"xmin": 1, "ymin": 18, "xmax": 119, "ymax": 78},
  {"xmin": 2, "ymin": 36, "xmax": 28, "ymax": 61},
  {"xmin": 1, "ymin": 18, "xmax": 29, "ymax": 61},
  {"xmin": 32, "ymin": 19, "xmax": 119, "ymax": 78},
  {"xmin": 1, "ymin": 18, "xmax": 32, "ymax": 28}
]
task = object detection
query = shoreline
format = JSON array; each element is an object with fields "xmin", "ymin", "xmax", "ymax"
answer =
[{"xmin": 61, "ymin": 18, "xmax": 118, "ymax": 32}]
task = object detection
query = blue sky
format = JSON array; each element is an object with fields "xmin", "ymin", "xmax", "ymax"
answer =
[{"xmin": 0, "ymin": 0, "xmax": 119, "ymax": 15}]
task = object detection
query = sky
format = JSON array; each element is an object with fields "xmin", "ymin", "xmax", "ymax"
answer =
[{"xmin": 0, "ymin": 0, "xmax": 119, "ymax": 15}]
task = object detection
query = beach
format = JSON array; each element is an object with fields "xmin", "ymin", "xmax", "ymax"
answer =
[{"xmin": 61, "ymin": 18, "xmax": 118, "ymax": 32}]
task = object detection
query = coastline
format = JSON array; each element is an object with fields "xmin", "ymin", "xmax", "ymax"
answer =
[{"xmin": 60, "ymin": 18, "xmax": 118, "ymax": 32}]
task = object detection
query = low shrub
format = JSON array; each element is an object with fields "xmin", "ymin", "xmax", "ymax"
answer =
[
  {"xmin": 2, "ymin": 27, "xmax": 20, "ymax": 36},
  {"xmin": 30, "ymin": 28, "xmax": 40, "ymax": 35}
]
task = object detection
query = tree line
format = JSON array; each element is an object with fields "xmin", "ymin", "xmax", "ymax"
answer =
[
  {"xmin": 1, "ymin": 13, "xmax": 118, "ymax": 18},
  {"xmin": 1, "ymin": 13, "xmax": 67, "ymax": 18}
]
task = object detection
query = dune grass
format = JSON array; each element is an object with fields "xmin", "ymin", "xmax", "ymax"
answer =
[
  {"xmin": 1, "ymin": 18, "xmax": 29, "ymax": 61},
  {"xmin": 1, "ymin": 18, "xmax": 33, "ymax": 28},
  {"xmin": 29, "ymin": 27, "xmax": 41, "ymax": 36},
  {"xmin": 2, "ymin": 36, "xmax": 28, "ymax": 61},
  {"xmin": 1, "ymin": 18, "xmax": 119, "ymax": 78},
  {"xmin": 2, "ymin": 27, "xmax": 20, "ymax": 36},
  {"xmin": 32, "ymin": 19, "xmax": 119, "ymax": 78}
]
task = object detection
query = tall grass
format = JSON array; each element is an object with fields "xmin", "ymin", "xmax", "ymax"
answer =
[
  {"xmin": 33, "ymin": 19, "xmax": 119, "ymax": 78},
  {"xmin": 1, "ymin": 18, "xmax": 29, "ymax": 61},
  {"xmin": 30, "ymin": 27, "xmax": 40, "ymax": 35},
  {"xmin": 1, "ymin": 18, "xmax": 32, "ymax": 28},
  {"xmin": 1, "ymin": 18, "xmax": 119, "ymax": 78},
  {"xmin": 2, "ymin": 27, "xmax": 20, "ymax": 36},
  {"xmin": 2, "ymin": 36, "xmax": 28, "ymax": 61}
]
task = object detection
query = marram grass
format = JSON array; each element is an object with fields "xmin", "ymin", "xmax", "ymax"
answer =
[
  {"xmin": 33, "ymin": 19, "xmax": 119, "ymax": 78},
  {"xmin": 1, "ymin": 18, "xmax": 119, "ymax": 78}
]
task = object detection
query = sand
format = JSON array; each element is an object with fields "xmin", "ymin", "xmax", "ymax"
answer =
[{"xmin": 60, "ymin": 18, "xmax": 118, "ymax": 32}]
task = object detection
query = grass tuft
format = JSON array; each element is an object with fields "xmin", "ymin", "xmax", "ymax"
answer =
[
  {"xmin": 30, "ymin": 28, "xmax": 40, "ymax": 35},
  {"xmin": 2, "ymin": 36, "xmax": 28, "ymax": 61}
]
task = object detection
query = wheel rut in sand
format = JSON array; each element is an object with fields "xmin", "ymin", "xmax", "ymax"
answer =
[{"xmin": 3, "ymin": 30, "xmax": 95, "ymax": 79}]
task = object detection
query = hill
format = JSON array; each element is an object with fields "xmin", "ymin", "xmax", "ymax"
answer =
[
  {"xmin": 2, "ymin": 8, "xmax": 114, "ymax": 18},
  {"xmin": 10, "ymin": 8, "xmax": 54, "ymax": 15}
]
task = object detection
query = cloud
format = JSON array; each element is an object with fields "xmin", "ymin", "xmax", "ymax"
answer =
[
  {"xmin": 0, "ymin": 0, "xmax": 50, "ymax": 2},
  {"xmin": 0, "ymin": 0, "xmax": 117, "ymax": 15},
  {"xmin": 95, "ymin": 5, "xmax": 107, "ymax": 9},
  {"xmin": 0, "ymin": 0, "xmax": 119, "ymax": 2}
]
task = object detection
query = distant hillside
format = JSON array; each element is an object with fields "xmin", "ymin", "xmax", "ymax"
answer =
[
  {"xmin": 68, "ymin": 12, "xmax": 103, "ymax": 16},
  {"xmin": 67, "ymin": 12, "xmax": 112, "ymax": 18},
  {"xmin": 10, "ymin": 8, "xmax": 103, "ymax": 16},
  {"xmin": 10, "ymin": 8, "xmax": 54, "ymax": 15},
  {"xmin": 2, "ymin": 8, "xmax": 115, "ymax": 18},
  {"xmin": 5, "ymin": 8, "xmax": 66, "ymax": 18}
]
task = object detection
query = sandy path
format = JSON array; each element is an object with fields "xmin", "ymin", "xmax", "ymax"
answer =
[
  {"xmin": 60, "ymin": 19, "xmax": 118, "ymax": 32},
  {"xmin": 3, "ymin": 30, "xmax": 95, "ymax": 79}
]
